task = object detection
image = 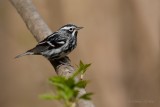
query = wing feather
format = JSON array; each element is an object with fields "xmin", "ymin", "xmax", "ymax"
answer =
[{"xmin": 28, "ymin": 32, "xmax": 66, "ymax": 54}]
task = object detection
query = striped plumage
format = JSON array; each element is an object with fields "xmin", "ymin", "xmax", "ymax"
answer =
[{"xmin": 15, "ymin": 24, "xmax": 83, "ymax": 59}]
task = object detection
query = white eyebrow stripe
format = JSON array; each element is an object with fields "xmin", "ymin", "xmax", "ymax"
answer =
[{"xmin": 61, "ymin": 26, "xmax": 72, "ymax": 30}]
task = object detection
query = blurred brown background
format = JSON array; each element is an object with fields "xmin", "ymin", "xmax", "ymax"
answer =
[{"xmin": 0, "ymin": 0, "xmax": 160, "ymax": 107}]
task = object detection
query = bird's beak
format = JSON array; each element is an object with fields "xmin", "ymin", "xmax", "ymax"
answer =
[{"xmin": 76, "ymin": 27, "xmax": 83, "ymax": 30}]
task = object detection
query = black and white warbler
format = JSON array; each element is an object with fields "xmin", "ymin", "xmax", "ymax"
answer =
[{"xmin": 15, "ymin": 24, "xmax": 83, "ymax": 59}]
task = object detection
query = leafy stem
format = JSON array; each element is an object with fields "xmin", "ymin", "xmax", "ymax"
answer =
[{"xmin": 40, "ymin": 61, "xmax": 93, "ymax": 107}]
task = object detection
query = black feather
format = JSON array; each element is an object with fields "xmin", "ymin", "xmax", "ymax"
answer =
[{"xmin": 28, "ymin": 32, "xmax": 67, "ymax": 54}]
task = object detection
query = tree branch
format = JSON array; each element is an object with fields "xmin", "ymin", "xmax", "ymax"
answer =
[{"xmin": 9, "ymin": 0, "xmax": 94, "ymax": 107}]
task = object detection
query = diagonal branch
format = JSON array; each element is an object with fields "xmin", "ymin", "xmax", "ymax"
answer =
[{"xmin": 9, "ymin": 0, "xmax": 95, "ymax": 107}]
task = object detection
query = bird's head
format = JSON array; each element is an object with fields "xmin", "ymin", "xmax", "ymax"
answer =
[{"xmin": 58, "ymin": 24, "xmax": 83, "ymax": 37}]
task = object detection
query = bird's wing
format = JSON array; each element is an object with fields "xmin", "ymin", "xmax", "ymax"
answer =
[{"xmin": 28, "ymin": 33, "xmax": 67, "ymax": 54}]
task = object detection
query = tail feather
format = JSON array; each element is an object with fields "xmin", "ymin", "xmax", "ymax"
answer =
[{"xmin": 15, "ymin": 52, "xmax": 33, "ymax": 58}]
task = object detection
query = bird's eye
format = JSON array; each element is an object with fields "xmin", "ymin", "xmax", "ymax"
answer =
[{"xmin": 69, "ymin": 28, "xmax": 74, "ymax": 32}]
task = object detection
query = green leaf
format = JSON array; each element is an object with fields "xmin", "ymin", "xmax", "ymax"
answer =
[
  {"xmin": 81, "ymin": 63, "xmax": 91, "ymax": 74},
  {"xmin": 49, "ymin": 76, "xmax": 68, "ymax": 90},
  {"xmin": 71, "ymin": 71, "xmax": 79, "ymax": 78},
  {"xmin": 73, "ymin": 90, "xmax": 79, "ymax": 98},
  {"xmin": 52, "ymin": 82, "xmax": 67, "ymax": 90},
  {"xmin": 39, "ymin": 93, "xmax": 61, "ymax": 100},
  {"xmin": 79, "ymin": 60, "xmax": 91, "ymax": 74},
  {"xmin": 65, "ymin": 78, "xmax": 75, "ymax": 89},
  {"xmin": 58, "ymin": 88, "xmax": 73, "ymax": 101},
  {"xmin": 58, "ymin": 90, "xmax": 69, "ymax": 100},
  {"xmin": 65, "ymin": 89, "xmax": 74, "ymax": 100},
  {"xmin": 72, "ymin": 61, "xmax": 91, "ymax": 78},
  {"xmin": 49, "ymin": 76, "xmax": 66, "ymax": 84},
  {"xmin": 76, "ymin": 80, "xmax": 88, "ymax": 88},
  {"xmin": 79, "ymin": 60, "xmax": 84, "ymax": 66},
  {"xmin": 79, "ymin": 93, "xmax": 93, "ymax": 100}
]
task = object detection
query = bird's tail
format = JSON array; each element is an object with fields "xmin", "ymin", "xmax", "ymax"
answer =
[{"xmin": 15, "ymin": 52, "xmax": 33, "ymax": 58}]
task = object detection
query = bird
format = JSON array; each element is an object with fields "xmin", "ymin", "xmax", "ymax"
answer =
[{"xmin": 15, "ymin": 24, "xmax": 83, "ymax": 60}]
